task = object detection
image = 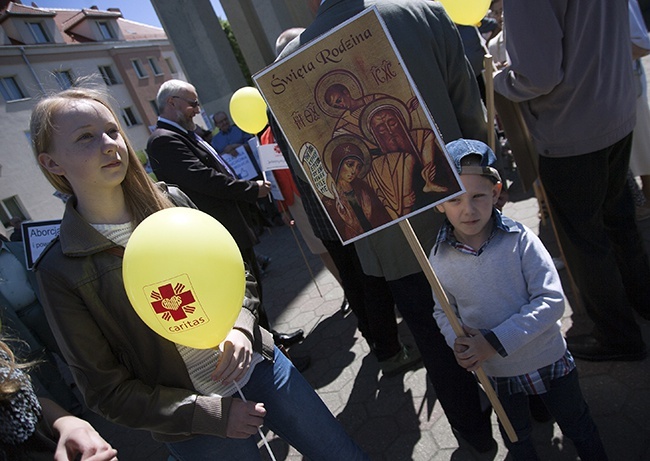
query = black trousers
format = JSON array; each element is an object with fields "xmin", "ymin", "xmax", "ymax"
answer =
[
  {"xmin": 321, "ymin": 239, "xmax": 402, "ymax": 361},
  {"xmin": 539, "ymin": 132, "xmax": 649, "ymax": 349}
]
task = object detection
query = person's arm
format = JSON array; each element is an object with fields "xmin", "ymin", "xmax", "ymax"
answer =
[
  {"xmin": 630, "ymin": 0, "xmax": 650, "ymax": 57},
  {"xmin": 39, "ymin": 398, "xmax": 118, "ymax": 461},
  {"xmin": 35, "ymin": 263, "xmax": 235, "ymax": 437},
  {"xmin": 484, "ymin": 226, "xmax": 565, "ymax": 356},
  {"xmin": 493, "ymin": 0, "xmax": 565, "ymax": 102},
  {"xmin": 147, "ymin": 132, "xmax": 260, "ymax": 204}
]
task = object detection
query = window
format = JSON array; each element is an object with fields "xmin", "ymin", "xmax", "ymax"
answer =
[
  {"xmin": 0, "ymin": 77, "xmax": 26, "ymax": 102},
  {"xmin": 53, "ymin": 70, "xmax": 74, "ymax": 89},
  {"xmin": 149, "ymin": 99, "xmax": 159, "ymax": 116},
  {"xmin": 132, "ymin": 59, "xmax": 148, "ymax": 79},
  {"xmin": 0, "ymin": 196, "xmax": 28, "ymax": 228},
  {"xmin": 148, "ymin": 57, "xmax": 163, "ymax": 76},
  {"xmin": 121, "ymin": 107, "xmax": 139, "ymax": 127},
  {"xmin": 165, "ymin": 57, "xmax": 177, "ymax": 74},
  {"xmin": 98, "ymin": 65, "xmax": 119, "ymax": 85},
  {"xmin": 97, "ymin": 21, "xmax": 115, "ymax": 40},
  {"xmin": 27, "ymin": 22, "xmax": 50, "ymax": 43}
]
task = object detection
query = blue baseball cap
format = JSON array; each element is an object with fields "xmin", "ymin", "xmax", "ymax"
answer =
[{"xmin": 445, "ymin": 138, "xmax": 501, "ymax": 183}]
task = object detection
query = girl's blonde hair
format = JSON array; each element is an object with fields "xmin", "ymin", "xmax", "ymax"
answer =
[
  {"xmin": 29, "ymin": 87, "xmax": 174, "ymax": 225},
  {"xmin": 0, "ymin": 339, "xmax": 33, "ymax": 400}
]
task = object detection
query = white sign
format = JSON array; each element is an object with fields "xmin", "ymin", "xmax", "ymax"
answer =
[
  {"xmin": 222, "ymin": 146, "xmax": 259, "ymax": 180},
  {"xmin": 258, "ymin": 143, "xmax": 289, "ymax": 171},
  {"xmin": 264, "ymin": 170, "xmax": 285, "ymax": 201},
  {"xmin": 22, "ymin": 220, "xmax": 62, "ymax": 270}
]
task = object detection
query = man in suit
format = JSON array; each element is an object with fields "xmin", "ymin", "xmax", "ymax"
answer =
[
  {"xmin": 147, "ymin": 79, "xmax": 304, "ymax": 350},
  {"xmin": 276, "ymin": 0, "xmax": 495, "ymax": 453}
]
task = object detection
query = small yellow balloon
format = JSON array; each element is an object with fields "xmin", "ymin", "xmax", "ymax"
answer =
[
  {"xmin": 229, "ymin": 86, "xmax": 268, "ymax": 134},
  {"xmin": 439, "ymin": 0, "xmax": 491, "ymax": 26},
  {"xmin": 123, "ymin": 208, "xmax": 245, "ymax": 349}
]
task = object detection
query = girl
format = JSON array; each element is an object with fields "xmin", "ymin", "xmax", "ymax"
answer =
[
  {"xmin": 0, "ymin": 337, "xmax": 117, "ymax": 460},
  {"xmin": 30, "ymin": 88, "xmax": 368, "ymax": 461}
]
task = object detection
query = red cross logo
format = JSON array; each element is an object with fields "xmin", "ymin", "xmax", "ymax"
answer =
[{"xmin": 150, "ymin": 282, "xmax": 196, "ymax": 322}]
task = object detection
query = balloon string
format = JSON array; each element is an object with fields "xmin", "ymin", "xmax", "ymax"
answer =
[{"xmin": 233, "ymin": 381, "xmax": 277, "ymax": 461}]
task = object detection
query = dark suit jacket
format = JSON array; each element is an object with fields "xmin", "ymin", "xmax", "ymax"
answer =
[{"xmin": 147, "ymin": 121, "xmax": 259, "ymax": 251}]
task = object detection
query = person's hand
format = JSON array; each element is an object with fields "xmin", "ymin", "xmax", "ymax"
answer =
[
  {"xmin": 211, "ymin": 329, "xmax": 253, "ymax": 384},
  {"xmin": 224, "ymin": 144, "xmax": 243, "ymax": 156},
  {"xmin": 403, "ymin": 191, "xmax": 417, "ymax": 209},
  {"xmin": 406, "ymin": 96, "xmax": 420, "ymax": 112},
  {"xmin": 53, "ymin": 416, "xmax": 118, "ymax": 460},
  {"xmin": 336, "ymin": 199, "xmax": 355, "ymax": 226},
  {"xmin": 226, "ymin": 399, "xmax": 266, "ymax": 438},
  {"xmin": 453, "ymin": 326, "xmax": 497, "ymax": 372},
  {"xmin": 281, "ymin": 211, "xmax": 295, "ymax": 226},
  {"xmin": 256, "ymin": 180, "xmax": 271, "ymax": 198}
]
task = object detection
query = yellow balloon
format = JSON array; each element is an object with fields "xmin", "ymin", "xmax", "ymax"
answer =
[
  {"xmin": 123, "ymin": 208, "xmax": 245, "ymax": 349},
  {"xmin": 439, "ymin": 0, "xmax": 491, "ymax": 26},
  {"xmin": 229, "ymin": 86, "xmax": 268, "ymax": 134}
]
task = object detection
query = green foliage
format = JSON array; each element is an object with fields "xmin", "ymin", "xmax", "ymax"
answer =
[{"xmin": 219, "ymin": 19, "xmax": 253, "ymax": 86}]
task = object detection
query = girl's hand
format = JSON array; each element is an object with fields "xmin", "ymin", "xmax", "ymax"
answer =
[
  {"xmin": 211, "ymin": 329, "xmax": 253, "ymax": 384},
  {"xmin": 226, "ymin": 400, "xmax": 266, "ymax": 438}
]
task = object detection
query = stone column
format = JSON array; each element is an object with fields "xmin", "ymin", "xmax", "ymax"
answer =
[
  {"xmin": 220, "ymin": 0, "xmax": 314, "ymax": 70},
  {"xmin": 151, "ymin": 0, "xmax": 247, "ymax": 118}
]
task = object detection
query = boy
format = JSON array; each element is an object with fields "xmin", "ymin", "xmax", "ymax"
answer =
[{"xmin": 429, "ymin": 139, "xmax": 607, "ymax": 460}]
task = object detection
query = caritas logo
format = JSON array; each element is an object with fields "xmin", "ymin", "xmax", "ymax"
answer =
[{"xmin": 147, "ymin": 275, "xmax": 208, "ymax": 333}]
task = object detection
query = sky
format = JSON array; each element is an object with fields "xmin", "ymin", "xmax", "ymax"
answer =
[{"xmin": 32, "ymin": 0, "xmax": 227, "ymax": 27}]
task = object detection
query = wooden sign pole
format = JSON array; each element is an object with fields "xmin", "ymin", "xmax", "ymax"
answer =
[
  {"xmin": 398, "ymin": 219, "xmax": 518, "ymax": 443},
  {"xmin": 483, "ymin": 54, "xmax": 496, "ymax": 152}
]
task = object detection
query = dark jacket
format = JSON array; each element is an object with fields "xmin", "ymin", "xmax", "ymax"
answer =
[
  {"xmin": 147, "ymin": 120, "xmax": 259, "ymax": 251},
  {"xmin": 34, "ymin": 184, "xmax": 274, "ymax": 442}
]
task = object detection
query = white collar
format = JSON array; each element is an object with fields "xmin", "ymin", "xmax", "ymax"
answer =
[{"xmin": 158, "ymin": 116, "xmax": 187, "ymax": 134}]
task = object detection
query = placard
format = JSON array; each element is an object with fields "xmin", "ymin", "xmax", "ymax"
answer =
[
  {"xmin": 254, "ymin": 7, "xmax": 463, "ymax": 244},
  {"xmin": 21, "ymin": 219, "xmax": 62, "ymax": 270},
  {"xmin": 258, "ymin": 143, "xmax": 289, "ymax": 171},
  {"xmin": 222, "ymin": 146, "xmax": 259, "ymax": 180}
]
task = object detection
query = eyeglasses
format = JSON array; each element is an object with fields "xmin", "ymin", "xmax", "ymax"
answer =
[{"xmin": 171, "ymin": 96, "xmax": 200, "ymax": 108}]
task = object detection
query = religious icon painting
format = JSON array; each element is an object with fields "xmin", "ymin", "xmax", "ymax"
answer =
[{"xmin": 254, "ymin": 6, "xmax": 463, "ymax": 244}]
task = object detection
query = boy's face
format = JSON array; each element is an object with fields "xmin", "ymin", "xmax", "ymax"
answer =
[{"xmin": 436, "ymin": 174, "xmax": 501, "ymax": 247}]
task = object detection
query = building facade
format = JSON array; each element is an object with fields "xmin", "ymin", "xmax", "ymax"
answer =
[{"xmin": 0, "ymin": 1, "xmax": 186, "ymax": 237}]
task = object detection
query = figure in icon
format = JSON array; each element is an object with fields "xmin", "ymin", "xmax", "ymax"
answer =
[{"xmin": 323, "ymin": 135, "xmax": 391, "ymax": 240}]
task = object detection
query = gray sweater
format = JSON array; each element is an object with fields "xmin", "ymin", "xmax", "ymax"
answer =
[
  {"xmin": 429, "ymin": 215, "xmax": 567, "ymax": 377},
  {"xmin": 493, "ymin": 0, "xmax": 635, "ymax": 157}
]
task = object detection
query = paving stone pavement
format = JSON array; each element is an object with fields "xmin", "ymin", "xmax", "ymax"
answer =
[{"xmin": 75, "ymin": 167, "xmax": 650, "ymax": 460}]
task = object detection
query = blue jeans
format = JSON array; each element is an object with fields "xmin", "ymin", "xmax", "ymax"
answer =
[
  {"xmin": 497, "ymin": 369, "xmax": 607, "ymax": 461},
  {"xmin": 166, "ymin": 347, "xmax": 369, "ymax": 461}
]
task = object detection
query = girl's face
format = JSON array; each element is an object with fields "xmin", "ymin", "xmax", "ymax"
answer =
[
  {"xmin": 338, "ymin": 157, "xmax": 361, "ymax": 184},
  {"xmin": 38, "ymin": 99, "xmax": 128, "ymax": 197}
]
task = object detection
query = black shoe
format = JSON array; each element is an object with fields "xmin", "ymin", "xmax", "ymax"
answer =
[
  {"xmin": 272, "ymin": 329, "xmax": 304, "ymax": 348},
  {"xmin": 567, "ymin": 335, "xmax": 647, "ymax": 362},
  {"xmin": 290, "ymin": 355, "xmax": 310, "ymax": 372},
  {"xmin": 340, "ymin": 298, "xmax": 351, "ymax": 316},
  {"xmin": 379, "ymin": 344, "xmax": 423, "ymax": 377}
]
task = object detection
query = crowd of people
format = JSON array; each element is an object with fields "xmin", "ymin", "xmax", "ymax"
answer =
[{"xmin": 2, "ymin": 0, "xmax": 648, "ymax": 460}]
